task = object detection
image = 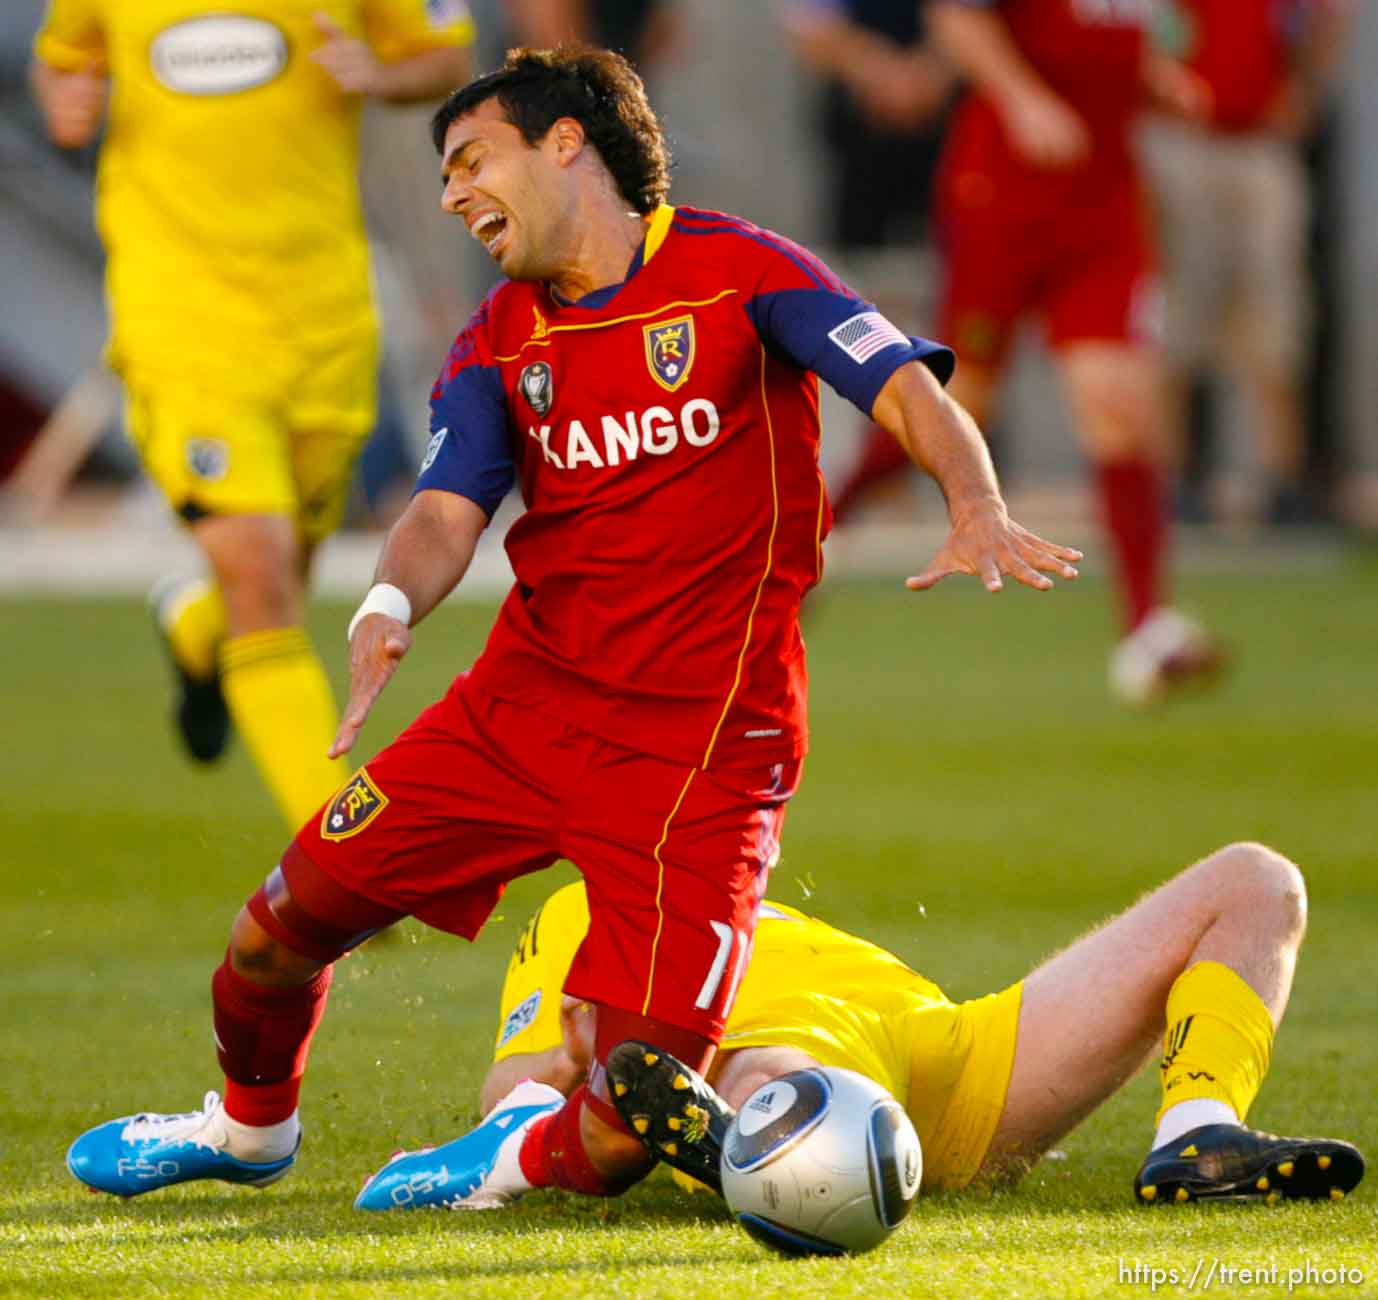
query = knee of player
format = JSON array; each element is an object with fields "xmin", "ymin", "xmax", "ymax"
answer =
[
  {"xmin": 228, "ymin": 905, "xmax": 320, "ymax": 985},
  {"xmin": 1211, "ymin": 842, "xmax": 1308, "ymax": 933}
]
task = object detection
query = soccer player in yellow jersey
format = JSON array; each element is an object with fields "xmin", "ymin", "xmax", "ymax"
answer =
[
  {"xmin": 443, "ymin": 841, "xmax": 1362, "ymax": 1206},
  {"xmin": 30, "ymin": 1, "xmax": 475, "ymax": 828}
]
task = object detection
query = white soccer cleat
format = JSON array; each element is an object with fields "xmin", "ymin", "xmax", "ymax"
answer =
[{"xmin": 1110, "ymin": 608, "xmax": 1226, "ymax": 707}]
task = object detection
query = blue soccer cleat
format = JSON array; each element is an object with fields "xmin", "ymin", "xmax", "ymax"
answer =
[
  {"xmin": 67, "ymin": 1091, "xmax": 298, "ymax": 1198},
  {"xmin": 355, "ymin": 1080, "xmax": 564, "ymax": 1211}
]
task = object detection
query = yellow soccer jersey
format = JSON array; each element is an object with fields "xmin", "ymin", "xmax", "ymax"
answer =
[
  {"xmin": 34, "ymin": 0, "xmax": 474, "ymax": 388},
  {"xmin": 495, "ymin": 881, "xmax": 1021, "ymax": 1190}
]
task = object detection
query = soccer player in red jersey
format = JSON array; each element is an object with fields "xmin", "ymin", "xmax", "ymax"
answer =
[
  {"xmin": 65, "ymin": 45, "xmax": 1080, "ymax": 1206},
  {"xmin": 838, "ymin": 0, "xmax": 1223, "ymax": 704}
]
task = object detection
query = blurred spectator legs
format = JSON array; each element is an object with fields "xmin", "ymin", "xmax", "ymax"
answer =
[{"xmin": 1144, "ymin": 116, "xmax": 1331, "ymax": 527}]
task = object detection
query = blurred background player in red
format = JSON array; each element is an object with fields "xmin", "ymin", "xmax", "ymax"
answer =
[
  {"xmin": 835, "ymin": 0, "xmax": 1220, "ymax": 704},
  {"xmin": 1141, "ymin": 0, "xmax": 1353, "ymax": 528}
]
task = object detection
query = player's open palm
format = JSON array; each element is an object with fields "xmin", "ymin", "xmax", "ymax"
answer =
[
  {"xmin": 330, "ymin": 615, "xmax": 412, "ymax": 758},
  {"xmin": 907, "ymin": 510, "xmax": 1082, "ymax": 594}
]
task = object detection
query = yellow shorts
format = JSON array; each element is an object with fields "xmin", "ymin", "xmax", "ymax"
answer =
[
  {"xmin": 907, "ymin": 982, "xmax": 1023, "ymax": 1190},
  {"xmin": 123, "ymin": 324, "xmax": 378, "ymax": 543}
]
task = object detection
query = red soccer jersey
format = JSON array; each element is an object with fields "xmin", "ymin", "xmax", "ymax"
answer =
[
  {"xmin": 939, "ymin": 0, "xmax": 1149, "ymax": 212},
  {"xmin": 418, "ymin": 204, "xmax": 952, "ymax": 769},
  {"xmin": 1167, "ymin": 0, "xmax": 1300, "ymax": 130}
]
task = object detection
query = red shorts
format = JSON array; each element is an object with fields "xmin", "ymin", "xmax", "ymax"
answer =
[
  {"xmin": 936, "ymin": 170, "xmax": 1159, "ymax": 368},
  {"xmin": 291, "ymin": 675, "xmax": 801, "ymax": 1041}
]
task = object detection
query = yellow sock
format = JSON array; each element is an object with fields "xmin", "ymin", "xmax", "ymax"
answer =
[
  {"xmin": 1156, "ymin": 960, "xmax": 1275, "ymax": 1126},
  {"xmin": 166, "ymin": 580, "xmax": 227, "ymax": 681},
  {"xmin": 220, "ymin": 626, "xmax": 346, "ymax": 829}
]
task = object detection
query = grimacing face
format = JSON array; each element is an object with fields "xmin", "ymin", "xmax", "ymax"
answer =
[{"xmin": 439, "ymin": 97, "xmax": 578, "ymax": 281}]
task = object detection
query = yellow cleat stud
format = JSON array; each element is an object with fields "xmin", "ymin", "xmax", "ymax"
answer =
[
  {"xmin": 662, "ymin": 1141, "xmax": 678, "ymax": 1156},
  {"xmin": 643, "ymin": 1052, "xmax": 659, "ymax": 1067},
  {"xmin": 1330, "ymin": 1188, "xmax": 1344, "ymax": 1201},
  {"xmin": 1139, "ymin": 1185, "xmax": 1157, "ymax": 1202},
  {"xmin": 613, "ymin": 1082, "xmax": 628, "ymax": 1097},
  {"xmin": 667, "ymin": 1117, "xmax": 682, "ymax": 1131},
  {"xmin": 1318, "ymin": 1155, "xmax": 1332, "ymax": 1170},
  {"xmin": 1175, "ymin": 1188, "xmax": 1190, "ymax": 1203},
  {"xmin": 1266, "ymin": 1191, "xmax": 1282, "ymax": 1206},
  {"xmin": 1277, "ymin": 1161, "xmax": 1294, "ymax": 1178},
  {"xmin": 672, "ymin": 1074, "xmax": 691, "ymax": 1091},
  {"xmin": 633, "ymin": 1117, "xmax": 649, "ymax": 1135},
  {"xmin": 1256, "ymin": 1177, "xmax": 1269, "ymax": 1192}
]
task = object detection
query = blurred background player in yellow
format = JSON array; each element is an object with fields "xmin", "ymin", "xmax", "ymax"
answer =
[
  {"xmin": 28, "ymin": 2, "xmax": 475, "ymax": 828},
  {"xmin": 403, "ymin": 843, "xmax": 1364, "ymax": 1207}
]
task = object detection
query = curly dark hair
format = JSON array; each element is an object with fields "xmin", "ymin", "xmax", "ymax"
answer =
[{"xmin": 430, "ymin": 45, "xmax": 671, "ymax": 215}]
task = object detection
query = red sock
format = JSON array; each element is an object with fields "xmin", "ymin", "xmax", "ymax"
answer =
[
  {"xmin": 831, "ymin": 422, "xmax": 910, "ymax": 524},
  {"xmin": 1096, "ymin": 458, "xmax": 1168, "ymax": 632},
  {"xmin": 517, "ymin": 1083, "xmax": 640, "ymax": 1197},
  {"xmin": 211, "ymin": 953, "xmax": 332, "ymax": 1126}
]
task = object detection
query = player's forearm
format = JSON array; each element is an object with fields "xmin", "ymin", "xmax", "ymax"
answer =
[
  {"xmin": 371, "ymin": 489, "xmax": 487, "ymax": 624},
  {"xmin": 873, "ymin": 361, "xmax": 1004, "ymax": 523},
  {"xmin": 372, "ymin": 45, "xmax": 473, "ymax": 103},
  {"xmin": 784, "ymin": 9, "xmax": 903, "ymax": 81},
  {"xmin": 927, "ymin": 2, "xmax": 1050, "ymax": 111},
  {"xmin": 1294, "ymin": 4, "xmax": 1351, "ymax": 96},
  {"xmin": 29, "ymin": 59, "xmax": 107, "ymax": 148}
]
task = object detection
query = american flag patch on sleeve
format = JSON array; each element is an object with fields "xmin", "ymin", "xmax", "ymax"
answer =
[{"xmin": 827, "ymin": 311, "xmax": 911, "ymax": 364}]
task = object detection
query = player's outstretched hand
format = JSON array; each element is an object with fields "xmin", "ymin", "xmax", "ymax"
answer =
[
  {"xmin": 907, "ymin": 507, "xmax": 1082, "ymax": 594},
  {"xmin": 329, "ymin": 614, "xmax": 412, "ymax": 758},
  {"xmin": 310, "ymin": 11, "xmax": 383, "ymax": 96}
]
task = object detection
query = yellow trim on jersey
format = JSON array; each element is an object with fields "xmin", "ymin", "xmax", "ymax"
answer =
[
  {"xmin": 640, "ymin": 766, "xmax": 700, "ymax": 1016},
  {"xmin": 699, "ymin": 345, "xmax": 780, "ymax": 769},
  {"xmin": 494, "ymin": 290, "xmax": 739, "ymax": 362},
  {"xmin": 643, "ymin": 203, "xmax": 676, "ymax": 264}
]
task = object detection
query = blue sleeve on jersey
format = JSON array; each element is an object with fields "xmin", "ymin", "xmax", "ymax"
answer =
[
  {"xmin": 414, "ymin": 363, "xmax": 514, "ymax": 518},
  {"xmin": 746, "ymin": 288, "xmax": 956, "ymax": 415}
]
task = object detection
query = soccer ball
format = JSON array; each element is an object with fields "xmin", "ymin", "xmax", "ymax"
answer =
[{"xmin": 720, "ymin": 1066, "xmax": 921, "ymax": 1257}]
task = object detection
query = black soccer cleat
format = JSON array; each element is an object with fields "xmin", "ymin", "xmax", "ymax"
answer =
[
  {"xmin": 606, "ymin": 1040, "xmax": 735, "ymax": 1196},
  {"xmin": 1134, "ymin": 1123, "xmax": 1365, "ymax": 1206},
  {"xmin": 150, "ymin": 578, "xmax": 230, "ymax": 763}
]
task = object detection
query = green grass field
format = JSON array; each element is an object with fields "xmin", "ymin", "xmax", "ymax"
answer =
[{"xmin": 4, "ymin": 559, "xmax": 1377, "ymax": 1297}]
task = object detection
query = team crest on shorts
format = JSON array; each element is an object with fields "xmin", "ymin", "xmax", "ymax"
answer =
[
  {"xmin": 321, "ymin": 769, "xmax": 389, "ymax": 841},
  {"xmin": 518, "ymin": 361, "xmax": 554, "ymax": 416},
  {"xmin": 644, "ymin": 316, "xmax": 695, "ymax": 392},
  {"xmin": 186, "ymin": 438, "xmax": 229, "ymax": 481}
]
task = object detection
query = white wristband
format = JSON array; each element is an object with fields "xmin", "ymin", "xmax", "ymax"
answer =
[{"xmin": 347, "ymin": 583, "xmax": 412, "ymax": 643}]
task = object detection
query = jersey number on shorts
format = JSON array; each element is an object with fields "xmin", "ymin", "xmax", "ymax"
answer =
[{"xmin": 695, "ymin": 921, "xmax": 750, "ymax": 1013}]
